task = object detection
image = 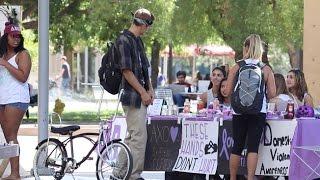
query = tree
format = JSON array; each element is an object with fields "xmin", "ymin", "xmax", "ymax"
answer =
[
  {"xmin": 203, "ymin": 0, "xmax": 303, "ymax": 68},
  {"xmin": 87, "ymin": 0, "xmax": 174, "ymax": 88}
]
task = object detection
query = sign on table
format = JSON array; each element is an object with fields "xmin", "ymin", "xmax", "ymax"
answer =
[
  {"xmin": 173, "ymin": 120, "xmax": 219, "ymax": 174},
  {"xmin": 256, "ymin": 120, "xmax": 297, "ymax": 176},
  {"xmin": 145, "ymin": 120, "xmax": 181, "ymax": 171}
]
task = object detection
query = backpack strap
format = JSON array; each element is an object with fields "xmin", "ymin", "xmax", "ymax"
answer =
[
  {"xmin": 257, "ymin": 61, "xmax": 266, "ymax": 69},
  {"xmin": 237, "ymin": 59, "xmax": 246, "ymax": 68}
]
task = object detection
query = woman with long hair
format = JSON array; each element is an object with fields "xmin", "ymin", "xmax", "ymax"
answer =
[
  {"xmin": 270, "ymin": 73, "xmax": 294, "ymax": 112},
  {"xmin": 199, "ymin": 66, "xmax": 226, "ymax": 107},
  {"xmin": 0, "ymin": 22, "xmax": 31, "ymax": 180},
  {"xmin": 217, "ymin": 78, "xmax": 231, "ymax": 106},
  {"xmin": 286, "ymin": 69, "xmax": 313, "ymax": 107},
  {"xmin": 225, "ymin": 34, "xmax": 276, "ymax": 180}
]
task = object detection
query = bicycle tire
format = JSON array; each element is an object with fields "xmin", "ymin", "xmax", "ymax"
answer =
[
  {"xmin": 96, "ymin": 141, "xmax": 133, "ymax": 180},
  {"xmin": 33, "ymin": 138, "xmax": 68, "ymax": 180}
]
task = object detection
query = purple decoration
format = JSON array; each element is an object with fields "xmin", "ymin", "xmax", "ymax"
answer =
[
  {"xmin": 295, "ymin": 105, "xmax": 315, "ymax": 118},
  {"xmin": 170, "ymin": 126, "xmax": 178, "ymax": 143}
]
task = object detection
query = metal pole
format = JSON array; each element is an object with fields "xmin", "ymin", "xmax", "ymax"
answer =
[
  {"xmin": 38, "ymin": 0, "xmax": 49, "ymax": 142},
  {"xmin": 84, "ymin": 47, "xmax": 88, "ymax": 91},
  {"xmin": 77, "ymin": 52, "xmax": 80, "ymax": 91}
]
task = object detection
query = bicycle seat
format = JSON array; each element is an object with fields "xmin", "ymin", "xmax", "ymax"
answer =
[{"xmin": 51, "ymin": 125, "xmax": 80, "ymax": 135}]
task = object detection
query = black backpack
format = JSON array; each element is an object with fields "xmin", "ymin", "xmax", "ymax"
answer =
[
  {"xmin": 98, "ymin": 33, "xmax": 133, "ymax": 95},
  {"xmin": 231, "ymin": 60, "xmax": 266, "ymax": 114}
]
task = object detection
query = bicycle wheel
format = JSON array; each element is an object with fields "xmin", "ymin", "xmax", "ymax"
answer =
[
  {"xmin": 96, "ymin": 141, "xmax": 133, "ymax": 180},
  {"xmin": 33, "ymin": 138, "xmax": 67, "ymax": 180}
]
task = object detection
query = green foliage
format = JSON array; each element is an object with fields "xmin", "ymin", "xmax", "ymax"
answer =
[
  {"xmin": 170, "ymin": 0, "xmax": 222, "ymax": 46},
  {"xmin": 203, "ymin": 0, "xmax": 303, "ymax": 59},
  {"xmin": 22, "ymin": 29, "xmax": 38, "ymax": 72},
  {"xmin": 87, "ymin": 0, "xmax": 173, "ymax": 52},
  {"xmin": 49, "ymin": 0, "xmax": 92, "ymax": 51},
  {"xmin": 26, "ymin": 109, "xmax": 122, "ymax": 123}
]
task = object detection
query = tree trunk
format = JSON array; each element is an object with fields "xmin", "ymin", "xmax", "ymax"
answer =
[
  {"xmin": 168, "ymin": 43, "xmax": 174, "ymax": 84},
  {"xmin": 151, "ymin": 39, "xmax": 160, "ymax": 89},
  {"xmin": 288, "ymin": 46, "xmax": 303, "ymax": 70}
]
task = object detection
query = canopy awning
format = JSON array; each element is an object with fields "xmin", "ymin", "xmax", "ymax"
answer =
[{"xmin": 161, "ymin": 44, "xmax": 235, "ymax": 58}]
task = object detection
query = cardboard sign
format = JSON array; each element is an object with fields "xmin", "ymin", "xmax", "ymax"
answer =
[
  {"xmin": 172, "ymin": 120, "xmax": 219, "ymax": 174},
  {"xmin": 256, "ymin": 120, "xmax": 297, "ymax": 176}
]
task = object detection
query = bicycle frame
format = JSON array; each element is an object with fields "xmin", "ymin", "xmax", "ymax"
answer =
[
  {"xmin": 61, "ymin": 132, "xmax": 99, "ymax": 169},
  {"xmin": 59, "ymin": 120, "xmax": 121, "ymax": 170}
]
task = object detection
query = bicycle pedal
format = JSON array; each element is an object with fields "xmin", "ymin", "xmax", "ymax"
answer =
[{"xmin": 87, "ymin": 157, "xmax": 94, "ymax": 160}]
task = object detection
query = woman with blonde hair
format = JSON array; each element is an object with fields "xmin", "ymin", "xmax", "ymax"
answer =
[
  {"xmin": 225, "ymin": 34, "xmax": 276, "ymax": 180},
  {"xmin": 286, "ymin": 69, "xmax": 313, "ymax": 107}
]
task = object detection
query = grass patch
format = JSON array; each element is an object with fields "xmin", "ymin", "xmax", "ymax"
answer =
[{"xmin": 25, "ymin": 110, "xmax": 124, "ymax": 124}]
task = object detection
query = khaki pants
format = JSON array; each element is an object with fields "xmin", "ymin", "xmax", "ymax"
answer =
[{"xmin": 116, "ymin": 104, "xmax": 147, "ymax": 180}]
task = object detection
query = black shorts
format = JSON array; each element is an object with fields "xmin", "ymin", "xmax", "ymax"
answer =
[{"xmin": 231, "ymin": 113, "xmax": 266, "ymax": 155}]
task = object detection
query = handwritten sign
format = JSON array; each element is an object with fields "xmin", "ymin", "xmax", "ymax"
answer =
[
  {"xmin": 256, "ymin": 120, "xmax": 297, "ymax": 176},
  {"xmin": 144, "ymin": 120, "xmax": 181, "ymax": 171},
  {"xmin": 172, "ymin": 120, "xmax": 219, "ymax": 174},
  {"xmin": 147, "ymin": 99, "xmax": 164, "ymax": 116}
]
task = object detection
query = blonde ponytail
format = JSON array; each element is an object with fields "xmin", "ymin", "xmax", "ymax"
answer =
[{"xmin": 243, "ymin": 34, "xmax": 263, "ymax": 60}]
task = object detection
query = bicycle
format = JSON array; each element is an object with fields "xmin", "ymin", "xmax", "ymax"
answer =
[{"xmin": 32, "ymin": 89, "xmax": 132, "ymax": 180}]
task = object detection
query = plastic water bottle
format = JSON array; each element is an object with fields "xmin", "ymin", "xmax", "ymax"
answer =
[{"xmin": 183, "ymin": 99, "xmax": 191, "ymax": 113}]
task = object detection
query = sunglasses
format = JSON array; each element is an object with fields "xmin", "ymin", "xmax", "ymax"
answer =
[
  {"xmin": 144, "ymin": 19, "xmax": 153, "ymax": 26},
  {"xmin": 134, "ymin": 17, "xmax": 153, "ymax": 26}
]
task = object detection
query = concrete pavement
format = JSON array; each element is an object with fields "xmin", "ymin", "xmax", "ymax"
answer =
[{"xmin": 0, "ymin": 124, "xmax": 165, "ymax": 180}]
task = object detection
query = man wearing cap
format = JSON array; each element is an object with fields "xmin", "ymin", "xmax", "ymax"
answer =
[
  {"xmin": 55, "ymin": 55, "xmax": 71, "ymax": 94},
  {"xmin": 112, "ymin": 8, "xmax": 154, "ymax": 180}
]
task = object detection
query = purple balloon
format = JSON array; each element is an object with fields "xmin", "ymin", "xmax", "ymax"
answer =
[{"xmin": 296, "ymin": 105, "xmax": 315, "ymax": 118}]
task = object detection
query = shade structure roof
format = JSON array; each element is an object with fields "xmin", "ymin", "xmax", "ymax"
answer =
[{"xmin": 161, "ymin": 44, "xmax": 235, "ymax": 58}]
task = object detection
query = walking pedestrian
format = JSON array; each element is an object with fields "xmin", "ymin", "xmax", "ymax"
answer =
[{"xmin": 55, "ymin": 55, "xmax": 71, "ymax": 96}]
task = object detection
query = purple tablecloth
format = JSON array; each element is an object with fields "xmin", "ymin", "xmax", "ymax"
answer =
[
  {"xmin": 149, "ymin": 114, "xmax": 232, "ymax": 121},
  {"xmin": 289, "ymin": 119, "xmax": 320, "ymax": 179}
]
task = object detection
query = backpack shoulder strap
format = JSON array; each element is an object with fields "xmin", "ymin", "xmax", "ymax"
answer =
[
  {"xmin": 237, "ymin": 59, "xmax": 246, "ymax": 68},
  {"xmin": 257, "ymin": 62, "xmax": 266, "ymax": 69}
]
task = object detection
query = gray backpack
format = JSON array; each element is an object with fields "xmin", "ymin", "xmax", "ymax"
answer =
[{"xmin": 231, "ymin": 60, "xmax": 266, "ymax": 114}]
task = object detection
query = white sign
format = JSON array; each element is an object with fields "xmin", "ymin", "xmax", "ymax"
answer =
[
  {"xmin": 110, "ymin": 117, "xmax": 127, "ymax": 141},
  {"xmin": 173, "ymin": 120, "xmax": 219, "ymax": 174},
  {"xmin": 256, "ymin": 120, "xmax": 297, "ymax": 176},
  {"xmin": 147, "ymin": 98, "xmax": 163, "ymax": 116}
]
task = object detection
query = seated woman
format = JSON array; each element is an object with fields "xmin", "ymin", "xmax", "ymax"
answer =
[
  {"xmin": 286, "ymin": 69, "xmax": 314, "ymax": 107},
  {"xmin": 217, "ymin": 78, "xmax": 231, "ymax": 107},
  {"xmin": 270, "ymin": 73, "xmax": 293, "ymax": 112},
  {"xmin": 200, "ymin": 67, "xmax": 226, "ymax": 107}
]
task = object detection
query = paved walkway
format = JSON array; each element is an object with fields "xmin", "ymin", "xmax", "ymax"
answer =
[{"xmin": 0, "ymin": 124, "xmax": 165, "ymax": 180}]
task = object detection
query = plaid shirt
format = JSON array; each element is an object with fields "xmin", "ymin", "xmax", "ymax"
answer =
[{"xmin": 117, "ymin": 29, "xmax": 150, "ymax": 108}]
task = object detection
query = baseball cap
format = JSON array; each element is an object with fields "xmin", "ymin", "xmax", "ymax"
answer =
[
  {"xmin": 61, "ymin": 55, "xmax": 67, "ymax": 60},
  {"xmin": 4, "ymin": 22, "xmax": 21, "ymax": 36}
]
